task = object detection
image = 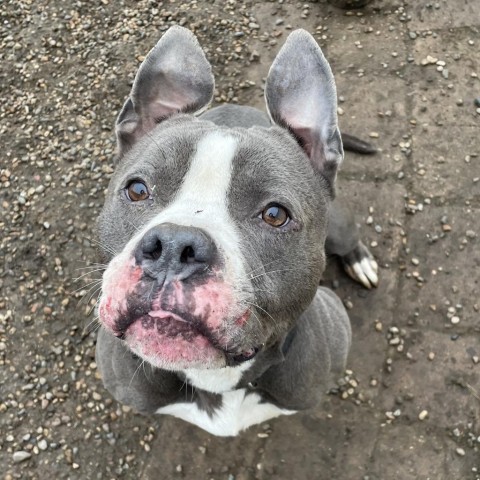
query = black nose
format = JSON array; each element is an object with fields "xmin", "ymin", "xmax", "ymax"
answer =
[{"xmin": 134, "ymin": 223, "xmax": 216, "ymax": 282}]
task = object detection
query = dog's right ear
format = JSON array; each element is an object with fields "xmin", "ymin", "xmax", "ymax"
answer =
[{"xmin": 116, "ymin": 26, "xmax": 214, "ymax": 154}]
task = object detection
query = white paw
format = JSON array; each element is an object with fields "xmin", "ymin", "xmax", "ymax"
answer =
[{"xmin": 342, "ymin": 242, "xmax": 379, "ymax": 289}]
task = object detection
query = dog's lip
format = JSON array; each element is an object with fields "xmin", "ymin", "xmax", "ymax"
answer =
[
  {"xmin": 120, "ymin": 308, "xmax": 259, "ymax": 363},
  {"xmin": 148, "ymin": 310, "xmax": 189, "ymax": 324},
  {"xmin": 223, "ymin": 346, "xmax": 260, "ymax": 364}
]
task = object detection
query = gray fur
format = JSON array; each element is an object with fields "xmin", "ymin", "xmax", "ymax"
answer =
[
  {"xmin": 95, "ymin": 27, "xmax": 376, "ymax": 432},
  {"xmin": 201, "ymin": 104, "xmax": 271, "ymax": 128}
]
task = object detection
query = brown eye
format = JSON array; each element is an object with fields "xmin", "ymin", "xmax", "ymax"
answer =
[
  {"xmin": 261, "ymin": 204, "xmax": 290, "ymax": 227},
  {"xmin": 126, "ymin": 180, "xmax": 149, "ymax": 202}
]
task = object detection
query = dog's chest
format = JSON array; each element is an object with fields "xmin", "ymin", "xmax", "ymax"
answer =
[
  {"xmin": 156, "ymin": 365, "xmax": 296, "ymax": 436},
  {"xmin": 157, "ymin": 388, "xmax": 295, "ymax": 437}
]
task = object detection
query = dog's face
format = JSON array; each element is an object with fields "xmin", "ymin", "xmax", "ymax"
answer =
[{"xmin": 97, "ymin": 27, "xmax": 344, "ymax": 371}]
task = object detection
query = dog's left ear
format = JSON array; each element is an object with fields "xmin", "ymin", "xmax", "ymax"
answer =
[
  {"xmin": 265, "ymin": 30, "xmax": 343, "ymax": 190},
  {"xmin": 116, "ymin": 26, "xmax": 215, "ymax": 154}
]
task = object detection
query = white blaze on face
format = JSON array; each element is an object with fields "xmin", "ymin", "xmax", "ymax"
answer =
[
  {"xmin": 147, "ymin": 131, "xmax": 245, "ymax": 285},
  {"xmin": 108, "ymin": 131, "xmax": 247, "ymax": 302}
]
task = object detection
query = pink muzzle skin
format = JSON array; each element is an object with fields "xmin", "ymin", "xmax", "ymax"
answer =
[{"xmin": 98, "ymin": 256, "xmax": 257, "ymax": 369}]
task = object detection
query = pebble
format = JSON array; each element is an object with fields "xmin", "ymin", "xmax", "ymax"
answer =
[
  {"xmin": 421, "ymin": 55, "xmax": 438, "ymax": 66},
  {"xmin": 450, "ymin": 316, "xmax": 460, "ymax": 325},
  {"xmin": 456, "ymin": 447, "xmax": 466, "ymax": 457},
  {"xmin": 13, "ymin": 451, "xmax": 31, "ymax": 463},
  {"xmin": 38, "ymin": 439, "xmax": 48, "ymax": 450},
  {"xmin": 0, "ymin": 0, "xmax": 477, "ymax": 476},
  {"xmin": 418, "ymin": 410, "xmax": 429, "ymax": 420}
]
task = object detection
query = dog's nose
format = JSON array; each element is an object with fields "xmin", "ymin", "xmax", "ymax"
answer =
[{"xmin": 134, "ymin": 223, "xmax": 216, "ymax": 281}]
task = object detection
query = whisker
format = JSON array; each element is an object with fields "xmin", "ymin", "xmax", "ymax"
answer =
[
  {"xmin": 246, "ymin": 257, "xmax": 282, "ymax": 276},
  {"xmin": 75, "ymin": 263, "xmax": 108, "ymax": 272},
  {"xmin": 86, "ymin": 236, "xmax": 119, "ymax": 257},
  {"xmin": 72, "ymin": 268, "xmax": 106, "ymax": 282},
  {"xmin": 128, "ymin": 359, "xmax": 145, "ymax": 389},
  {"xmin": 248, "ymin": 268, "xmax": 300, "ymax": 281},
  {"xmin": 70, "ymin": 279, "xmax": 103, "ymax": 296},
  {"xmin": 83, "ymin": 315, "xmax": 100, "ymax": 336},
  {"xmin": 243, "ymin": 300, "xmax": 279, "ymax": 328}
]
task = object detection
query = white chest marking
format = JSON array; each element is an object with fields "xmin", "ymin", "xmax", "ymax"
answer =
[
  {"xmin": 184, "ymin": 361, "xmax": 253, "ymax": 394},
  {"xmin": 157, "ymin": 389, "xmax": 296, "ymax": 437}
]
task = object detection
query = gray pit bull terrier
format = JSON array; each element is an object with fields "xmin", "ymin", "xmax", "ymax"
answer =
[{"xmin": 95, "ymin": 26, "xmax": 378, "ymax": 436}]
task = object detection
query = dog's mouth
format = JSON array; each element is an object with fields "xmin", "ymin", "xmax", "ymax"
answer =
[
  {"xmin": 112, "ymin": 308, "xmax": 259, "ymax": 367},
  {"xmin": 97, "ymin": 259, "xmax": 260, "ymax": 369}
]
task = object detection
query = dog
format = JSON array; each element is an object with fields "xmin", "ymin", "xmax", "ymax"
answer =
[{"xmin": 94, "ymin": 26, "xmax": 378, "ymax": 437}]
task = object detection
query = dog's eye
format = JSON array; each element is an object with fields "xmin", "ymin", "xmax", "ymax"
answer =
[
  {"xmin": 261, "ymin": 204, "xmax": 290, "ymax": 227},
  {"xmin": 126, "ymin": 180, "xmax": 150, "ymax": 202}
]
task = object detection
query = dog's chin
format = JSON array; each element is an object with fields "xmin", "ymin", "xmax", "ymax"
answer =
[
  {"xmin": 117, "ymin": 311, "xmax": 260, "ymax": 371},
  {"xmin": 124, "ymin": 320, "xmax": 227, "ymax": 370}
]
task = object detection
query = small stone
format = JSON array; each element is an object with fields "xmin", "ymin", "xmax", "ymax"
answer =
[
  {"xmin": 421, "ymin": 55, "xmax": 438, "ymax": 66},
  {"xmin": 428, "ymin": 352, "xmax": 435, "ymax": 361},
  {"xmin": 418, "ymin": 410, "xmax": 428, "ymax": 420},
  {"xmin": 474, "ymin": 98, "xmax": 480, "ymax": 108},
  {"xmin": 411, "ymin": 258, "xmax": 419, "ymax": 266},
  {"xmin": 408, "ymin": 31, "xmax": 417, "ymax": 40},
  {"xmin": 456, "ymin": 447, "xmax": 466, "ymax": 457},
  {"xmin": 450, "ymin": 316, "xmax": 460, "ymax": 325},
  {"xmin": 369, "ymin": 131, "xmax": 379, "ymax": 138},
  {"xmin": 176, "ymin": 464, "xmax": 183, "ymax": 473},
  {"xmin": 13, "ymin": 451, "xmax": 32, "ymax": 463},
  {"xmin": 38, "ymin": 439, "xmax": 48, "ymax": 451}
]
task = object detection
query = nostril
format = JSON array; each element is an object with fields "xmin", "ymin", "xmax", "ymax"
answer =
[
  {"xmin": 180, "ymin": 245, "xmax": 196, "ymax": 264},
  {"xmin": 143, "ymin": 238, "xmax": 163, "ymax": 261}
]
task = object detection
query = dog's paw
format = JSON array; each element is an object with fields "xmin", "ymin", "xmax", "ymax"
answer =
[{"xmin": 341, "ymin": 241, "xmax": 378, "ymax": 289}]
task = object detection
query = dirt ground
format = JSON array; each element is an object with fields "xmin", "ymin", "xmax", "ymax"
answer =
[{"xmin": 1, "ymin": 0, "xmax": 479, "ymax": 479}]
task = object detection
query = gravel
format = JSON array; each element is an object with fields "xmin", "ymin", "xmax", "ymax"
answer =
[{"xmin": 2, "ymin": 0, "xmax": 479, "ymax": 478}]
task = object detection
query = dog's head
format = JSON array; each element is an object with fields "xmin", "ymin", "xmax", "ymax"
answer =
[{"xmin": 97, "ymin": 27, "xmax": 344, "ymax": 370}]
